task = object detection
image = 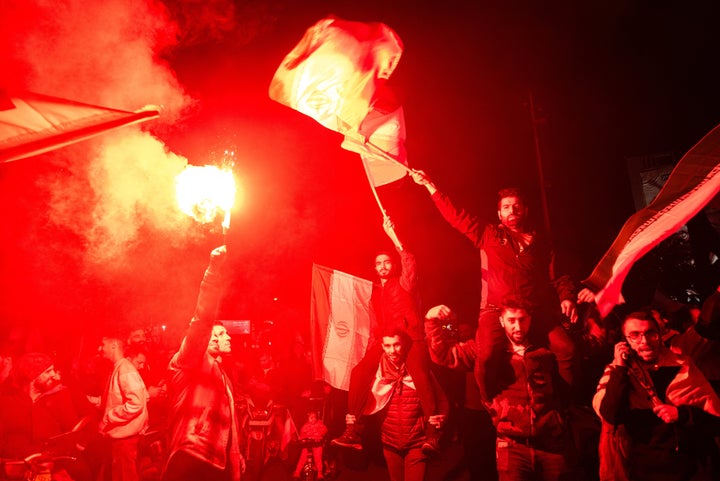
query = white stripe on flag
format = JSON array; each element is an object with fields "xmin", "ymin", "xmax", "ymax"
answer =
[
  {"xmin": 585, "ymin": 122, "xmax": 720, "ymax": 317},
  {"xmin": 310, "ymin": 264, "xmax": 373, "ymax": 391}
]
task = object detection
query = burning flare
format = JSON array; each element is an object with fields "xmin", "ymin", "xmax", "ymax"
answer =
[{"xmin": 175, "ymin": 165, "xmax": 237, "ymax": 229}]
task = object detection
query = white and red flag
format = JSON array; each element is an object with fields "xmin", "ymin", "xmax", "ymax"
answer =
[
  {"xmin": 341, "ymin": 88, "xmax": 408, "ymax": 187},
  {"xmin": 0, "ymin": 90, "xmax": 159, "ymax": 163},
  {"xmin": 269, "ymin": 16, "xmax": 409, "ymax": 191},
  {"xmin": 310, "ymin": 264, "xmax": 375, "ymax": 391},
  {"xmin": 584, "ymin": 123, "xmax": 720, "ymax": 317},
  {"xmin": 269, "ymin": 16, "xmax": 402, "ymax": 134}
]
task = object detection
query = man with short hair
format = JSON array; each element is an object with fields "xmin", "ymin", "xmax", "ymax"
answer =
[
  {"xmin": 426, "ymin": 297, "xmax": 575, "ymax": 481},
  {"xmin": 97, "ymin": 335, "xmax": 149, "ymax": 481},
  {"xmin": 332, "ymin": 217, "xmax": 446, "ymax": 455},
  {"xmin": 412, "ymin": 171, "xmax": 577, "ymax": 405},
  {"xmin": 161, "ymin": 246, "xmax": 245, "ymax": 481},
  {"xmin": 345, "ymin": 327, "xmax": 447, "ymax": 481},
  {"xmin": 594, "ymin": 309, "xmax": 720, "ymax": 481}
]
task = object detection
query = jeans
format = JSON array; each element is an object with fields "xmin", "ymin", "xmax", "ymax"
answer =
[
  {"xmin": 383, "ymin": 445, "xmax": 427, "ymax": 481},
  {"xmin": 495, "ymin": 437, "xmax": 572, "ymax": 481},
  {"xmin": 97, "ymin": 435, "xmax": 140, "ymax": 481},
  {"xmin": 458, "ymin": 406, "xmax": 498, "ymax": 481}
]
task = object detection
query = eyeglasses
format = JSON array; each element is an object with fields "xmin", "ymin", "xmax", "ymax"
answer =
[{"xmin": 625, "ymin": 330, "xmax": 660, "ymax": 343}]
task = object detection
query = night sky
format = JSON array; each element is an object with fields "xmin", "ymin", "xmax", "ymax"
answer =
[{"xmin": 2, "ymin": 1, "xmax": 720, "ymax": 357}]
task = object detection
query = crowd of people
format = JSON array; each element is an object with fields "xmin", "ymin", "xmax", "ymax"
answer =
[{"xmin": 1, "ymin": 169, "xmax": 720, "ymax": 481}]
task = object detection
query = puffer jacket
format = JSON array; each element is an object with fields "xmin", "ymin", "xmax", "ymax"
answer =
[{"xmin": 380, "ymin": 381, "xmax": 424, "ymax": 451}]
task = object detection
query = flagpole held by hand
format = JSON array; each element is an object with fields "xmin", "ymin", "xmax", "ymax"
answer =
[{"xmin": 359, "ymin": 155, "xmax": 388, "ymax": 218}]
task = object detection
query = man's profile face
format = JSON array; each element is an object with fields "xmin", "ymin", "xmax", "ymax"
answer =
[
  {"xmin": 623, "ymin": 318, "xmax": 661, "ymax": 363},
  {"xmin": 374, "ymin": 254, "xmax": 394, "ymax": 279},
  {"xmin": 381, "ymin": 335, "xmax": 405, "ymax": 364},
  {"xmin": 34, "ymin": 365, "xmax": 60, "ymax": 393},
  {"xmin": 499, "ymin": 307, "xmax": 532, "ymax": 345},
  {"xmin": 130, "ymin": 353, "xmax": 147, "ymax": 371},
  {"xmin": 497, "ymin": 196, "xmax": 527, "ymax": 231},
  {"xmin": 208, "ymin": 325, "xmax": 231, "ymax": 356},
  {"xmin": 99, "ymin": 338, "xmax": 118, "ymax": 361}
]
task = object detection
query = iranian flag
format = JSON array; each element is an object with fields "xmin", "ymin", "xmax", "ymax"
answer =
[
  {"xmin": 310, "ymin": 264, "xmax": 375, "ymax": 391},
  {"xmin": 584, "ymin": 122, "xmax": 720, "ymax": 317},
  {"xmin": 269, "ymin": 16, "xmax": 409, "ymax": 188},
  {"xmin": 341, "ymin": 88, "xmax": 408, "ymax": 187},
  {"xmin": 0, "ymin": 90, "xmax": 159, "ymax": 163}
]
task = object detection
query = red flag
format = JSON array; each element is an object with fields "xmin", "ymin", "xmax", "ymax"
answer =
[
  {"xmin": 584, "ymin": 123, "xmax": 720, "ymax": 317},
  {"xmin": 310, "ymin": 264, "xmax": 375, "ymax": 390},
  {"xmin": 269, "ymin": 16, "xmax": 403, "ymax": 134},
  {"xmin": 0, "ymin": 91, "xmax": 159, "ymax": 163}
]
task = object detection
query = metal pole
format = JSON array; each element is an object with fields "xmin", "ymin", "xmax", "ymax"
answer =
[{"xmin": 528, "ymin": 92, "xmax": 552, "ymax": 237}]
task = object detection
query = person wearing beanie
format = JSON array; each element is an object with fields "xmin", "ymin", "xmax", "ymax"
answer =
[
  {"xmin": 16, "ymin": 352, "xmax": 57, "ymax": 400},
  {"xmin": 0, "ymin": 352, "xmax": 83, "ymax": 460}
]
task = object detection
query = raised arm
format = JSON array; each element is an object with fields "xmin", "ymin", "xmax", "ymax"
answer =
[
  {"xmin": 174, "ymin": 246, "xmax": 227, "ymax": 368},
  {"xmin": 410, "ymin": 170, "xmax": 482, "ymax": 247},
  {"xmin": 383, "ymin": 216, "xmax": 418, "ymax": 293},
  {"xmin": 425, "ymin": 305, "xmax": 476, "ymax": 370}
]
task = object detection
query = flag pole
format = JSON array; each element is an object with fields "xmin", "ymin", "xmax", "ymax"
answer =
[
  {"xmin": 363, "ymin": 140, "xmax": 412, "ymax": 173},
  {"xmin": 342, "ymin": 131, "xmax": 412, "ymax": 174},
  {"xmin": 359, "ymin": 155, "xmax": 388, "ymax": 218}
]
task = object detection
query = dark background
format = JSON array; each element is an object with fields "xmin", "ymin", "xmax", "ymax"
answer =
[{"xmin": 2, "ymin": 0, "xmax": 720, "ymax": 358}]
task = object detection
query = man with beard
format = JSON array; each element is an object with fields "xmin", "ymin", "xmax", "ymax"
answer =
[
  {"xmin": 425, "ymin": 297, "xmax": 575, "ymax": 481},
  {"xmin": 411, "ymin": 171, "xmax": 577, "ymax": 406},
  {"xmin": 344, "ymin": 327, "xmax": 447, "ymax": 481},
  {"xmin": 594, "ymin": 309, "xmax": 720, "ymax": 481},
  {"xmin": 2, "ymin": 353, "xmax": 83, "ymax": 453},
  {"xmin": 332, "ymin": 217, "xmax": 446, "ymax": 455},
  {"xmin": 0, "ymin": 353, "xmax": 92, "ymax": 481},
  {"xmin": 161, "ymin": 246, "xmax": 245, "ymax": 481}
]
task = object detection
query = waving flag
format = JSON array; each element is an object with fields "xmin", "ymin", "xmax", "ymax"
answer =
[
  {"xmin": 584, "ymin": 123, "xmax": 720, "ymax": 317},
  {"xmin": 341, "ymin": 92, "xmax": 408, "ymax": 186},
  {"xmin": 270, "ymin": 15, "xmax": 410, "ymax": 205},
  {"xmin": 310, "ymin": 264, "xmax": 375, "ymax": 390},
  {"xmin": 269, "ymin": 16, "xmax": 402, "ymax": 134},
  {"xmin": 0, "ymin": 91, "xmax": 160, "ymax": 163}
]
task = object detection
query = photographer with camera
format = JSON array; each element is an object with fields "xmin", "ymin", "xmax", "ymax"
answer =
[
  {"xmin": 425, "ymin": 297, "xmax": 575, "ymax": 481},
  {"xmin": 593, "ymin": 309, "xmax": 720, "ymax": 481}
]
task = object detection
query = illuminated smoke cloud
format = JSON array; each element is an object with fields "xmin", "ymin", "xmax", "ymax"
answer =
[
  {"xmin": 0, "ymin": 0, "xmax": 201, "ymax": 271},
  {"xmin": 0, "ymin": 0, "xmax": 258, "ymax": 335}
]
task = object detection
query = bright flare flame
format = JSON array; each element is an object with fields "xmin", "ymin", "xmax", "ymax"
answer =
[{"xmin": 175, "ymin": 165, "xmax": 237, "ymax": 229}]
